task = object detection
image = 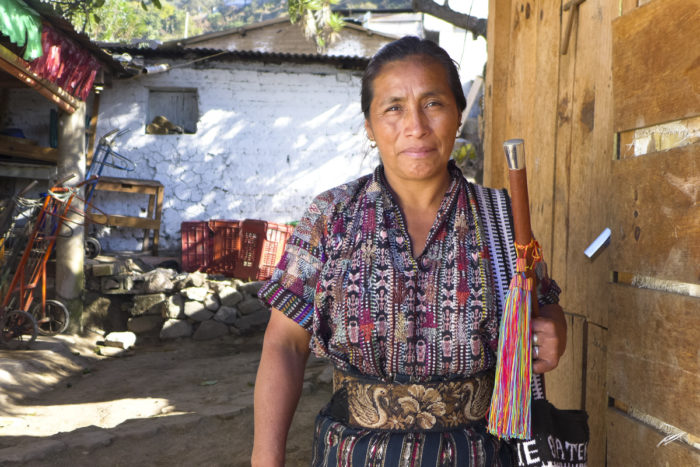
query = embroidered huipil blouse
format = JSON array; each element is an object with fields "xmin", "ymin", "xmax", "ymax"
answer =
[{"xmin": 259, "ymin": 162, "xmax": 559, "ymax": 382}]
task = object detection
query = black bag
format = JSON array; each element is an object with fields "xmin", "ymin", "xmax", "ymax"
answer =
[{"xmin": 510, "ymin": 374, "xmax": 590, "ymax": 467}]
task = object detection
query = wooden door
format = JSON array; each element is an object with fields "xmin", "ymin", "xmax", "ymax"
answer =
[
  {"xmin": 607, "ymin": 0, "xmax": 700, "ymax": 464},
  {"xmin": 484, "ymin": 0, "xmax": 616, "ymax": 462},
  {"xmin": 484, "ymin": 0, "xmax": 700, "ymax": 464}
]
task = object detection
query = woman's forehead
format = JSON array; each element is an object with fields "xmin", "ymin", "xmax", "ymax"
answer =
[
  {"xmin": 377, "ymin": 54, "xmax": 443, "ymax": 74},
  {"xmin": 371, "ymin": 58, "xmax": 451, "ymax": 97}
]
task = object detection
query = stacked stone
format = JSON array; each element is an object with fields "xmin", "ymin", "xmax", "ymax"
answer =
[{"xmin": 86, "ymin": 261, "xmax": 271, "ymax": 343}]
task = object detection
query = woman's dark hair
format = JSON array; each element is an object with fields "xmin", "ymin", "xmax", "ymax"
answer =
[{"xmin": 361, "ymin": 36, "xmax": 467, "ymax": 118}]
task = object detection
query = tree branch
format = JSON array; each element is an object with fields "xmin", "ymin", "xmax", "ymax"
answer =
[{"xmin": 412, "ymin": 0, "xmax": 487, "ymax": 39}]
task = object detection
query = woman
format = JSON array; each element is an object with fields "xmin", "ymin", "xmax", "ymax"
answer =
[{"xmin": 252, "ymin": 36, "xmax": 567, "ymax": 466}]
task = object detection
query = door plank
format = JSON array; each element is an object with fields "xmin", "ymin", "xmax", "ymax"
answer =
[
  {"xmin": 608, "ymin": 285, "xmax": 700, "ymax": 435},
  {"xmin": 612, "ymin": 0, "xmax": 700, "ymax": 132},
  {"xmin": 585, "ymin": 324, "xmax": 608, "ymax": 467},
  {"xmin": 608, "ymin": 409, "xmax": 700, "ymax": 465},
  {"xmin": 610, "ymin": 145, "xmax": 699, "ymax": 283}
]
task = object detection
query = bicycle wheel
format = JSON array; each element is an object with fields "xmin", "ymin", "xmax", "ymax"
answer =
[
  {"xmin": 0, "ymin": 310, "xmax": 37, "ymax": 350},
  {"xmin": 31, "ymin": 300, "xmax": 70, "ymax": 336},
  {"xmin": 85, "ymin": 236, "xmax": 101, "ymax": 259}
]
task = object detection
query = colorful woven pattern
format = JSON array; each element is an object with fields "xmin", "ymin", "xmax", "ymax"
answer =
[{"xmin": 260, "ymin": 162, "xmax": 500, "ymax": 380}]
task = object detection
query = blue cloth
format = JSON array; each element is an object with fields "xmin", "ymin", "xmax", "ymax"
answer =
[{"xmin": 311, "ymin": 411, "xmax": 513, "ymax": 466}]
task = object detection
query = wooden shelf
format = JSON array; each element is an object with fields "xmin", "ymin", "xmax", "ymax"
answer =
[
  {"xmin": 0, "ymin": 135, "xmax": 58, "ymax": 163},
  {"xmin": 89, "ymin": 214, "xmax": 161, "ymax": 230},
  {"xmin": 89, "ymin": 176, "xmax": 164, "ymax": 255},
  {"xmin": 0, "ymin": 161, "xmax": 56, "ymax": 180}
]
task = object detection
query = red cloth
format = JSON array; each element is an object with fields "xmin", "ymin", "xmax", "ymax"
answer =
[{"xmin": 26, "ymin": 23, "xmax": 100, "ymax": 101}]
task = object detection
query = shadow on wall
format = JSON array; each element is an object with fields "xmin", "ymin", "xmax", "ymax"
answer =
[{"xmin": 91, "ymin": 74, "xmax": 372, "ymax": 252}]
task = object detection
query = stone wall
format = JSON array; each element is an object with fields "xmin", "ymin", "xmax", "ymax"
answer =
[{"xmin": 83, "ymin": 258, "xmax": 272, "ymax": 345}]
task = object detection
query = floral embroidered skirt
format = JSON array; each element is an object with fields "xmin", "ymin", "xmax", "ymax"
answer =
[{"xmin": 310, "ymin": 411, "xmax": 513, "ymax": 467}]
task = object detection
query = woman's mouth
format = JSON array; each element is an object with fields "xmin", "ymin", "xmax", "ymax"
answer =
[{"xmin": 400, "ymin": 147, "xmax": 436, "ymax": 158}]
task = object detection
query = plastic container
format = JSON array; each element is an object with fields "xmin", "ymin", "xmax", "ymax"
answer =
[
  {"xmin": 180, "ymin": 221, "xmax": 212, "ymax": 272},
  {"xmin": 209, "ymin": 220, "xmax": 241, "ymax": 276},
  {"xmin": 233, "ymin": 220, "xmax": 293, "ymax": 281}
]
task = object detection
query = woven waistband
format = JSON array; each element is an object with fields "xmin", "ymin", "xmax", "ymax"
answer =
[{"xmin": 327, "ymin": 369, "xmax": 494, "ymax": 432}]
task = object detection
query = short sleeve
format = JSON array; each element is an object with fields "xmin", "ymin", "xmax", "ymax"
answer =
[{"xmin": 258, "ymin": 197, "xmax": 329, "ymax": 331}]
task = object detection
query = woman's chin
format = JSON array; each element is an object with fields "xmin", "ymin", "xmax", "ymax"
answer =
[{"xmin": 397, "ymin": 161, "xmax": 448, "ymax": 182}]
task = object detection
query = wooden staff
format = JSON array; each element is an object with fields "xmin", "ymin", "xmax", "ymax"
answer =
[{"xmin": 488, "ymin": 138, "xmax": 541, "ymax": 439}]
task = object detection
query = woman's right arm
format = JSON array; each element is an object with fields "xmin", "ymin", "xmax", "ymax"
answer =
[{"xmin": 251, "ymin": 308, "xmax": 311, "ymax": 466}]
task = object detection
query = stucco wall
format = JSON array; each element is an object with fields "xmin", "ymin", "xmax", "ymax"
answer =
[{"xmin": 91, "ymin": 58, "xmax": 376, "ymax": 251}]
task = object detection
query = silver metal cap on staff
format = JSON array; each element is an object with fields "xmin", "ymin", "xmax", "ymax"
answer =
[{"xmin": 504, "ymin": 138, "xmax": 526, "ymax": 170}]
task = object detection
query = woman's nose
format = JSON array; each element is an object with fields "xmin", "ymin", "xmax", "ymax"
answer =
[{"xmin": 403, "ymin": 107, "xmax": 429, "ymax": 137}]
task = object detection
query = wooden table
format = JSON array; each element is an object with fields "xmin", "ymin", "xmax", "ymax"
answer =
[{"xmin": 88, "ymin": 176, "xmax": 164, "ymax": 255}]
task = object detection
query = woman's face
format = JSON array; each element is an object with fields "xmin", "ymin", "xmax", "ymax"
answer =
[{"xmin": 365, "ymin": 55, "xmax": 461, "ymax": 186}]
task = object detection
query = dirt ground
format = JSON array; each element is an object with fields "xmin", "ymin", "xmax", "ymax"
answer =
[{"xmin": 0, "ymin": 331, "xmax": 332, "ymax": 466}]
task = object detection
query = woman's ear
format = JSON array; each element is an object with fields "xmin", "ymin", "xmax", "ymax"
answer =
[{"xmin": 364, "ymin": 120, "xmax": 374, "ymax": 141}]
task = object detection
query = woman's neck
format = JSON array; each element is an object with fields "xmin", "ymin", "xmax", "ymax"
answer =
[
  {"xmin": 383, "ymin": 169, "xmax": 451, "ymax": 213},
  {"xmin": 383, "ymin": 168, "xmax": 452, "ymax": 257}
]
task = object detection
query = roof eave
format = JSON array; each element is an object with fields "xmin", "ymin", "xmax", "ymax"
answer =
[{"xmin": 102, "ymin": 45, "xmax": 369, "ymax": 71}]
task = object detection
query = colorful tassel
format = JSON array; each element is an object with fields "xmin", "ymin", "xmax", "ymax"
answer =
[{"xmin": 487, "ymin": 240, "xmax": 541, "ymax": 439}]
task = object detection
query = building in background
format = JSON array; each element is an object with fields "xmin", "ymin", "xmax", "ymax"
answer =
[
  {"xmin": 168, "ymin": 16, "xmax": 396, "ymax": 59},
  {"xmin": 4, "ymin": 3, "xmax": 489, "ymax": 253},
  {"xmin": 85, "ymin": 6, "xmax": 490, "ymax": 251},
  {"xmin": 86, "ymin": 46, "xmax": 377, "ymax": 251}
]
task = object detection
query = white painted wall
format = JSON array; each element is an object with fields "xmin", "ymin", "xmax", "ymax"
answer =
[{"xmin": 91, "ymin": 58, "xmax": 376, "ymax": 251}]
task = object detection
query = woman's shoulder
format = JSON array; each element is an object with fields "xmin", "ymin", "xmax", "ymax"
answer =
[
  {"xmin": 309, "ymin": 173, "xmax": 374, "ymax": 216},
  {"xmin": 293, "ymin": 173, "xmax": 373, "ymax": 244}
]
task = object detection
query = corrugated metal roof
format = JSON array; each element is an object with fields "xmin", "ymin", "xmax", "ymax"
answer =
[{"xmin": 102, "ymin": 45, "xmax": 370, "ymax": 71}]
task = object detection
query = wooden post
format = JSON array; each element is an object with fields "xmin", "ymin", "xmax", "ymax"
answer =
[
  {"xmin": 56, "ymin": 101, "xmax": 86, "ymax": 332},
  {"xmin": 86, "ymin": 93, "xmax": 101, "ymax": 165}
]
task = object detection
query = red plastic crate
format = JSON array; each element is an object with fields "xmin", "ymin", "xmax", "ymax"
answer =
[
  {"xmin": 181, "ymin": 221, "xmax": 212, "ymax": 272},
  {"xmin": 209, "ymin": 220, "xmax": 241, "ymax": 276},
  {"xmin": 233, "ymin": 220, "xmax": 293, "ymax": 281}
]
